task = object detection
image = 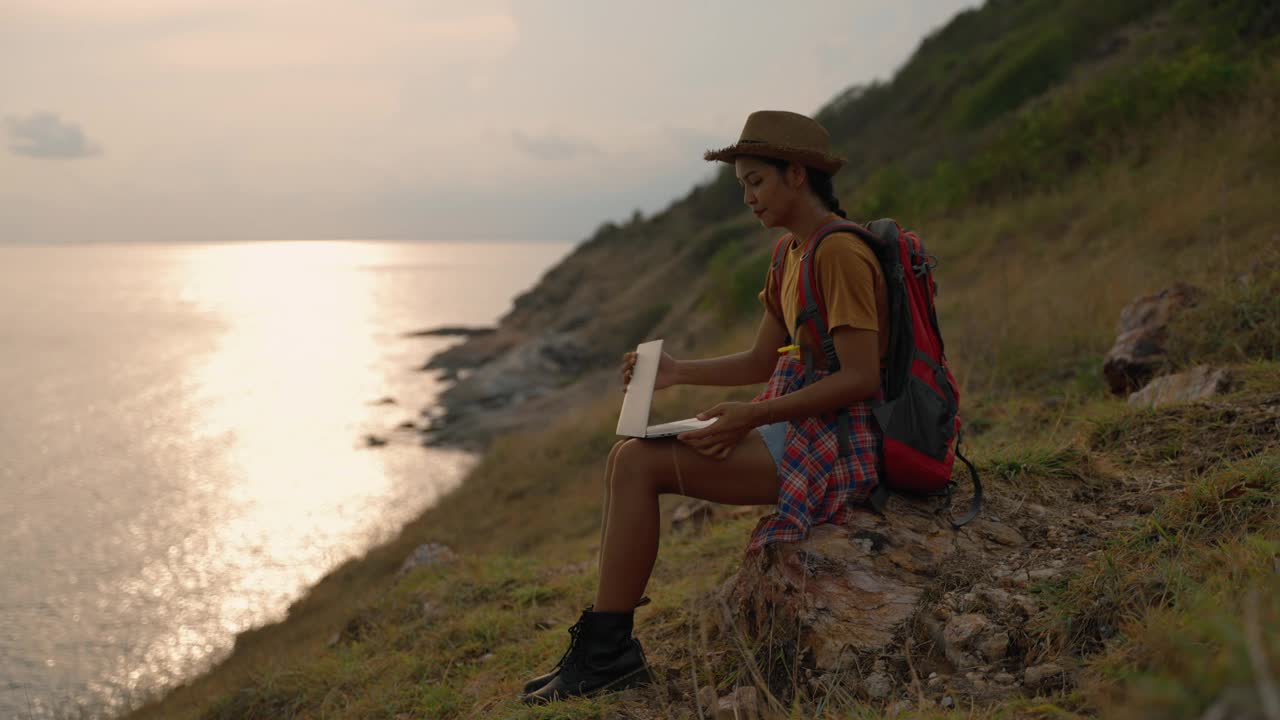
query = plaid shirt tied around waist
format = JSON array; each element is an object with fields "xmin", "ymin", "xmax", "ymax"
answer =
[{"xmin": 746, "ymin": 353, "xmax": 882, "ymax": 554}]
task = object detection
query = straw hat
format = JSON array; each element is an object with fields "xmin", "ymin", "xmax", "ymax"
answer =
[{"xmin": 704, "ymin": 110, "xmax": 845, "ymax": 175}]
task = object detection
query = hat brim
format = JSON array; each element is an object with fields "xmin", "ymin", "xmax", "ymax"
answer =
[{"xmin": 704, "ymin": 142, "xmax": 845, "ymax": 175}]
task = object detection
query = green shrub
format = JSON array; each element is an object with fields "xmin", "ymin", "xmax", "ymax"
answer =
[
  {"xmin": 956, "ymin": 27, "xmax": 1076, "ymax": 129},
  {"xmin": 855, "ymin": 48, "xmax": 1258, "ymax": 217},
  {"xmin": 702, "ymin": 241, "xmax": 770, "ymax": 323}
]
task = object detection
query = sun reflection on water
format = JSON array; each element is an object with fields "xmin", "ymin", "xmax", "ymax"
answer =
[
  {"xmin": 0, "ymin": 239, "xmax": 577, "ymax": 718},
  {"xmin": 111, "ymin": 241, "xmax": 473, "ymax": 700}
]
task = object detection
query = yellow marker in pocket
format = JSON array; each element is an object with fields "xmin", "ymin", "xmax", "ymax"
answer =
[{"xmin": 777, "ymin": 344, "xmax": 800, "ymax": 356}]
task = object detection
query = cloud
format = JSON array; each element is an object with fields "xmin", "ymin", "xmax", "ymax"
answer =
[
  {"xmin": 145, "ymin": 10, "xmax": 519, "ymax": 70},
  {"xmin": 510, "ymin": 129, "xmax": 601, "ymax": 161},
  {"xmin": 4, "ymin": 112, "xmax": 100, "ymax": 158}
]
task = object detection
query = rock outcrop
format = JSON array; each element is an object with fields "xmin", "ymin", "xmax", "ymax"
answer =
[
  {"xmin": 396, "ymin": 543, "xmax": 456, "ymax": 580},
  {"xmin": 404, "ymin": 325, "xmax": 496, "ymax": 339},
  {"xmin": 718, "ymin": 496, "xmax": 1026, "ymax": 673},
  {"xmin": 1102, "ymin": 283, "xmax": 1200, "ymax": 395}
]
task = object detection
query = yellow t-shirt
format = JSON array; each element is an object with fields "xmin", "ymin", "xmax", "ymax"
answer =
[{"xmin": 757, "ymin": 232, "xmax": 890, "ymax": 366}]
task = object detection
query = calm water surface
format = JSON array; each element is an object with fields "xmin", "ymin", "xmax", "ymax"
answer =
[{"xmin": 0, "ymin": 240, "xmax": 571, "ymax": 718}]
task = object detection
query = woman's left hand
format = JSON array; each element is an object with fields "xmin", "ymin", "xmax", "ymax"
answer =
[{"xmin": 677, "ymin": 401, "xmax": 763, "ymax": 451}]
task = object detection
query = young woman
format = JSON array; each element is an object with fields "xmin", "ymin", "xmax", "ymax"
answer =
[{"xmin": 521, "ymin": 110, "xmax": 889, "ymax": 705}]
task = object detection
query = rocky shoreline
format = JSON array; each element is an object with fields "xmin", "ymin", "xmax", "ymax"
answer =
[
  {"xmin": 406, "ymin": 212, "xmax": 751, "ymax": 449},
  {"xmin": 415, "ymin": 327, "xmax": 611, "ymax": 448}
]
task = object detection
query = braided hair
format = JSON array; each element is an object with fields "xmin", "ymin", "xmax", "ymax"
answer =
[
  {"xmin": 757, "ymin": 156, "xmax": 848, "ymax": 219},
  {"xmin": 807, "ymin": 168, "xmax": 848, "ymax": 219}
]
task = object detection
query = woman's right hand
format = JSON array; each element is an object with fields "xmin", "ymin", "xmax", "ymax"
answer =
[{"xmin": 621, "ymin": 350, "xmax": 679, "ymax": 391}]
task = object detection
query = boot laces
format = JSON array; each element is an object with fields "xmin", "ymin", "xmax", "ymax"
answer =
[{"xmin": 552, "ymin": 615, "xmax": 587, "ymax": 672}]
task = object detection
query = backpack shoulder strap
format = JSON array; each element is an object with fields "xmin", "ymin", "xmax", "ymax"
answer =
[
  {"xmin": 794, "ymin": 220, "xmax": 864, "ymax": 373},
  {"xmin": 794, "ymin": 219, "xmax": 863, "ymax": 457},
  {"xmin": 767, "ymin": 234, "xmax": 792, "ymax": 342},
  {"xmin": 769, "ymin": 233, "xmax": 791, "ymax": 270}
]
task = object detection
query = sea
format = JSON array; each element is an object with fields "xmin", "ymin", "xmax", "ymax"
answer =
[{"xmin": 0, "ymin": 239, "xmax": 573, "ymax": 719}]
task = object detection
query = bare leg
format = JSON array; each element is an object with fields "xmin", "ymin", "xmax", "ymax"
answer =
[
  {"xmin": 593, "ymin": 433, "xmax": 779, "ymax": 612},
  {"xmin": 597, "ymin": 439, "xmax": 627, "ymax": 576}
]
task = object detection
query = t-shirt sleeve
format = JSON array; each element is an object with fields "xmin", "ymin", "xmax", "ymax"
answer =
[
  {"xmin": 758, "ymin": 267, "xmax": 782, "ymax": 321},
  {"xmin": 815, "ymin": 234, "xmax": 882, "ymax": 333}
]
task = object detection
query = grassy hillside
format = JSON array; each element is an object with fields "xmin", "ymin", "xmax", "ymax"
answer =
[{"xmin": 120, "ymin": 0, "xmax": 1279, "ymax": 717}]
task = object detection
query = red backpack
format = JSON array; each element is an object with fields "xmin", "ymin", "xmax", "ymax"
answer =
[{"xmin": 768, "ymin": 218, "xmax": 981, "ymax": 527}]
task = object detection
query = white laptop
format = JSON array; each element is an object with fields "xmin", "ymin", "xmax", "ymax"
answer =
[{"xmin": 616, "ymin": 339, "xmax": 717, "ymax": 438}]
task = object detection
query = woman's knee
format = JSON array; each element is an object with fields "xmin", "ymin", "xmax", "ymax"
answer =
[
  {"xmin": 609, "ymin": 439, "xmax": 660, "ymax": 492},
  {"xmin": 606, "ymin": 439, "xmax": 627, "ymax": 466}
]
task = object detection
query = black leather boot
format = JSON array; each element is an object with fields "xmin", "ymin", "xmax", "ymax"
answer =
[
  {"xmin": 521, "ymin": 606, "xmax": 650, "ymax": 704},
  {"xmin": 520, "ymin": 596, "xmax": 649, "ymax": 696}
]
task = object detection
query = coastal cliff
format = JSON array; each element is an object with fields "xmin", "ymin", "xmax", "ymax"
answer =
[
  {"xmin": 418, "ymin": 207, "xmax": 768, "ymax": 447},
  {"xmin": 122, "ymin": 1, "xmax": 1280, "ymax": 718}
]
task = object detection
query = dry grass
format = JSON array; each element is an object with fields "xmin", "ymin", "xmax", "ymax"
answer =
[
  {"xmin": 935, "ymin": 84, "xmax": 1278, "ymax": 399},
  {"xmin": 116, "ymin": 50, "xmax": 1280, "ymax": 720}
]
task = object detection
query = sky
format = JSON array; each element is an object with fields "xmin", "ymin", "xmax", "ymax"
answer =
[{"xmin": 1, "ymin": 1, "xmax": 979, "ymax": 245}]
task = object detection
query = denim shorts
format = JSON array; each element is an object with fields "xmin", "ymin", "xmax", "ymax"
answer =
[{"xmin": 756, "ymin": 422, "xmax": 788, "ymax": 467}]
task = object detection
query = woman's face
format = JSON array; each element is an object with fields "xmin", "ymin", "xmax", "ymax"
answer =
[{"xmin": 734, "ymin": 156, "xmax": 800, "ymax": 229}]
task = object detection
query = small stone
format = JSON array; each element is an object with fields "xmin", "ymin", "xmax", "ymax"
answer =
[
  {"xmin": 1028, "ymin": 567, "xmax": 1062, "ymax": 581},
  {"xmin": 944, "ymin": 614, "xmax": 989, "ymax": 645},
  {"xmin": 1134, "ymin": 497, "xmax": 1158, "ymax": 514},
  {"xmin": 697, "ymin": 686, "xmax": 718, "ymax": 712},
  {"xmin": 1128, "ymin": 365, "xmax": 1232, "ymax": 408},
  {"xmin": 975, "ymin": 585, "xmax": 1012, "ymax": 608},
  {"xmin": 716, "ymin": 691, "xmax": 747, "ymax": 717},
  {"xmin": 1074, "ymin": 507, "xmax": 1102, "ymax": 522},
  {"xmin": 970, "ymin": 520, "xmax": 1026, "ymax": 547},
  {"xmin": 396, "ymin": 543, "xmax": 456, "ymax": 579},
  {"xmin": 927, "ymin": 674, "xmax": 946, "ymax": 688},
  {"xmin": 1013, "ymin": 594, "xmax": 1041, "ymax": 617},
  {"xmin": 944, "ymin": 613, "xmax": 993, "ymax": 669},
  {"xmin": 864, "ymin": 671, "xmax": 893, "ymax": 699},
  {"xmin": 977, "ymin": 631, "xmax": 1010, "ymax": 661},
  {"xmin": 998, "ymin": 570, "xmax": 1031, "ymax": 589},
  {"xmin": 1024, "ymin": 662, "xmax": 1065, "ymax": 686},
  {"xmin": 729, "ymin": 687, "xmax": 761, "ymax": 720},
  {"xmin": 885, "ymin": 700, "xmax": 913, "ymax": 716},
  {"xmin": 993, "ymin": 672, "xmax": 1016, "ymax": 684},
  {"xmin": 941, "ymin": 695, "xmax": 954, "ymax": 708},
  {"xmin": 672, "ymin": 499, "xmax": 717, "ymax": 532}
]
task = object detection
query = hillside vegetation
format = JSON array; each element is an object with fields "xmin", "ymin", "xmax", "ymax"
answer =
[{"xmin": 121, "ymin": 0, "xmax": 1279, "ymax": 718}]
